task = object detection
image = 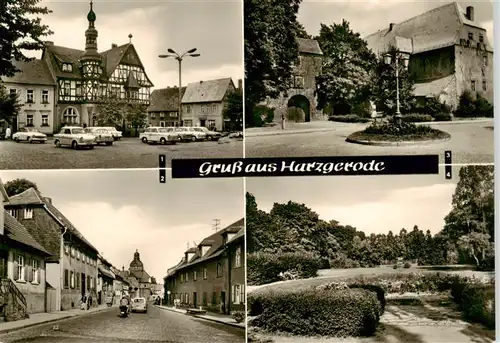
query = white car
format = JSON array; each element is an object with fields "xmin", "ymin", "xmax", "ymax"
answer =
[
  {"xmin": 12, "ymin": 128, "xmax": 47, "ymax": 143},
  {"xmin": 103, "ymin": 127, "xmax": 122, "ymax": 140},
  {"xmin": 185, "ymin": 127, "xmax": 207, "ymax": 141},
  {"xmin": 191, "ymin": 127, "xmax": 221, "ymax": 141},
  {"xmin": 84, "ymin": 127, "xmax": 114, "ymax": 146},
  {"xmin": 54, "ymin": 126, "xmax": 96, "ymax": 149},
  {"xmin": 131, "ymin": 297, "xmax": 147, "ymax": 313},
  {"xmin": 139, "ymin": 127, "xmax": 179, "ymax": 145}
]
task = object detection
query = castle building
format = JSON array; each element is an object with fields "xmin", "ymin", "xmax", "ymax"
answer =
[
  {"xmin": 117, "ymin": 250, "xmax": 156, "ymax": 299},
  {"xmin": 2, "ymin": 0, "xmax": 154, "ymax": 133},
  {"xmin": 364, "ymin": 2, "xmax": 494, "ymax": 109}
]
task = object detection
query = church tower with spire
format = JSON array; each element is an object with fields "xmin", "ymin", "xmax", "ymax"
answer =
[{"xmin": 80, "ymin": 0, "xmax": 103, "ymax": 102}]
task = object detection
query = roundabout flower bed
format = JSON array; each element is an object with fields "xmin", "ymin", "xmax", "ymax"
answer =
[{"xmin": 346, "ymin": 118, "xmax": 450, "ymax": 145}]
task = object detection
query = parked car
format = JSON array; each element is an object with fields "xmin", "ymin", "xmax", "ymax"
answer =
[
  {"xmin": 54, "ymin": 126, "xmax": 96, "ymax": 149},
  {"xmin": 139, "ymin": 127, "xmax": 179, "ymax": 145},
  {"xmin": 131, "ymin": 297, "xmax": 147, "ymax": 313},
  {"xmin": 84, "ymin": 127, "xmax": 114, "ymax": 146},
  {"xmin": 12, "ymin": 128, "xmax": 47, "ymax": 143},
  {"xmin": 169, "ymin": 127, "xmax": 196, "ymax": 142},
  {"xmin": 185, "ymin": 127, "xmax": 207, "ymax": 141},
  {"xmin": 191, "ymin": 127, "xmax": 220, "ymax": 140},
  {"xmin": 103, "ymin": 127, "xmax": 123, "ymax": 140}
]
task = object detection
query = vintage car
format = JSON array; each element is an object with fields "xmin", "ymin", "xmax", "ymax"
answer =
[
  {"xmin": 12, "ymin": 128, "xmax": 47, "ymax": 143},
  {"xmin": 191, "ymin": 126, "xmax": 221, "ymax": 141},
  {"xmin": 103, "ymin": 127, "xmax": 123, "ymax": 140},
  {"xmin": 169, "ymin": 127, "xmax": 196, "ymax": 142},
  {"xmin": 54, "ymin": 126, "xmax": 96, "ymax": 149},
  {"xmin": 84, "ymin": 127, "xmax": 114, "ymax": 146},
  {"xmin": 131, "ymin": 297, "xmax": 147, "ymax": 313},
  {"xmin": 139, "ymin": 127, "xmax": 179, "ymax": 145}
]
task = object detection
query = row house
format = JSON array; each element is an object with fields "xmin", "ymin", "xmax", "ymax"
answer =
[
  {"xmin": 111, "ymin": 267, "xmax": 130, "ymax": 297},
  {"xmin": 97, "ymin": 255, "xmax": 115, "ymax": 304},
  {"xmin": 146, "ymin": 86, "xmax": 186, "ymax": 127},
  {"xmin": 0, "ymin": 179, "xmax": 51, "ymax": 321},
  {"xmin": 164, "ymin": 218, "xmax": 245, "ymax": 315},
  {"xmin": 365, "ymin": 2, "xmax": 494, "ymax": 109},
  {"xmin": 3, "ymin": 1, "xmax": 154, "ymax": 134},
  {"xmin": 5, "ymin": 188, "xmax": 99, "ymax": 312}
]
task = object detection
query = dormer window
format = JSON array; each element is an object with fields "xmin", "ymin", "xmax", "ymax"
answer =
[
  {"xmin": 201, "ymin": 246, "xmax": 210, "ymax": 256},
  {"xmin": 70, "ymin": 247, "xmax": 75, "ymax": 257},
  {"xmin": 62, "ymin": 63, "xmax": 73, "ymax": 72},
  {"xmin": 24, "ymin": 208, "xmax": 33, "ymax": 219}
]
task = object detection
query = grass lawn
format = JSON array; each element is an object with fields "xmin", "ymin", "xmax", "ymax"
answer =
[{"xmin": 248, "ymin": 266, "xmax": 494, "ymax": 294}]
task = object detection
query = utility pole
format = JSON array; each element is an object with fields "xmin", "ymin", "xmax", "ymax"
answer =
[{"xmin": 213, "ymin": 219, "xmax": 220, "ymax": 232}]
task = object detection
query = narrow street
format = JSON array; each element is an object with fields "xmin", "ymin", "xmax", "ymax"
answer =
[{"xmin": 0, "ymin": 304, "xmax": 244, "ymax": 343}]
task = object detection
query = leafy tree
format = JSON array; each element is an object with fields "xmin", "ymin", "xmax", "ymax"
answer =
[
  {"xmin": 0, "ymin": 0, "xmax": 53, "ymax": 77},
  {"xmin": 244, "ymin": 0, "xmax": 302, "ymax": 127},
  {"xmin": 223, "ymin": 89, "xmax": 243, "ymax": 131},
  {"xmin": 293, "ymin": 22, "xmax": 311, "ymax": 39},
  {"xmin": 315, "ymin": 20, "xmax": 377, "ymax": 115},
  {"xmin": 4, "ymin": 178, "xmax": 38, "ymax": 196},
  {"xmin": 457, "ymin": 232, "xmax": 492, "ymax": 267},
  {"xmin": 0, "ymin": 85, "xmax": 22, "ymax": 124},
  {"xmin": 443, "ymin": 165, "xmax": 495, "ymax": 241},
  {"xmin": 96, "ymin": 96, "xmax": 124, "ymax": 127},
  {"xmin": 371, "ymin": 45, "xmax": 415, "ymax": 114},
  {"xmin": 125, "ymin": 103, "xmax": 147, "ymax": 136}
]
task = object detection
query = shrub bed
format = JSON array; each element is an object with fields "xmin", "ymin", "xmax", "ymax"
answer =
[
  {"xmin": 328, "ymin": 114, "xmax": 371, "ymax": 123},
  {"xmin": 347, "ymin": 117, "xmax": 450, "ymax": 142},
  {"xmin": 402, "ymin": 114, "xmax": 433, "ymax": 123},
  {"xmin": 247, "ymin": 251, "xmax": 321, "ymax": 285},
  {"xmin": 433, "ymin": 113, "xmax": 453, "ymax": 121},
  {"xmin": 249, "ymin": 287, "xmax": 381, "ymax": 337},
  {"xmin": 452, "ymin": 284, "xmax": 495, "ymax": 329}
]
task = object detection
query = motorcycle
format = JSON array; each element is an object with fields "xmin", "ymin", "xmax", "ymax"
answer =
[{"xmin": 119, "ymin": 305, "xmax": 129, "ymax": 317}]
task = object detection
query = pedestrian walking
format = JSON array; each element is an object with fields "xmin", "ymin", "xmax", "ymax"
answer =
[
  {"xmin": 5, "ymin": 127, "xmax": 11, "ymax": 140},
  {"xmin": 88, "ymin": 294, "xmax": 93, "ymax": 310}
]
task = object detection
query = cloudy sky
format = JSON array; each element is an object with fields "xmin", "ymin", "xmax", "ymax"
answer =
[
  {"xmin": 298, "ymin": 0, "xmax": 494, "ymax": 44},
  {"xmin": 246, "ymin": 166, "xmax": 469, "ymax": 236},
  {"xmin": 0, "ymin": 170, "xmax": 244, "ymax": 282},
  {"xmin": 31, "ymin": 0, "xmax": 243, "ymax": 89}
]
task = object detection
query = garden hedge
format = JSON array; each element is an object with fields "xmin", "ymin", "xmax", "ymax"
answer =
[
  {"xmin": 452, "ymin": 283, "xmax": 495, "ymax": 329},
  {"xmin": 328, "ymin": 114, "xmax": 371, "ymax": 123},
  {"xmin": 249, "ymin": 287, "xmax": 381, "ymax": 337},
  {"xmin": 402, "ymin": 114, "xmax": 433, "ymax": 123},
  {"xmin": 247, "ymin": 251, "xmax": 321, "ymax": 285}
]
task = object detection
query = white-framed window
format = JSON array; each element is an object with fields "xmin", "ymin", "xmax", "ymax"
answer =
[
  {"xmin": 185, "ymin": 272, "xmax": 188, "ymax": 282},
  {"xmin": 217, "ymin": 262, "xmax": 223, "ymax": 277},
  {"xmin": 42, "ymin": 114, "xmax": 49, "ymax": 126},
  {"xmin": 26, "ymin": 89, "xmax": 34, "ymax": 103},
  {"xmin": 41, "ymin": 90, "xmax": 49, "ymax": 103},
  {"xmin": 9, "ymin": 209, "xmax": 18, "ymax": 219},
  {"xmin": 16, "ymin": 254, "xmax": 25, "ymax": 282},
  {"xmin": 186, "ymin": 105, "xmax": 191, "ymax": 114},
  {"xmin": 24, "ymin": 208, "xmax": 33, "ymax": 219},
  {"xmin": 31, "ymin": 259, "xmax": 39, "ymax": 284},
  {"xmin": 185, "ymin": 293, "xmax": 189, "ymax": 304},
  {"xmin": 70, "ymin": 247, "xmax": 75, "ymax": 257},
  {"xmin": 9, "ymin": 89, "xmax": 17, "ymax": 97},
  {"xmin": 76, "ymin": 250, "xmax": 80, "ymax": 260},
  {"xmin": 180, "ymin": 273, "xmax": 184, "ymax": 282},
  {"xmin": 62, "ymin": 63, "xmax": 73, "ymax": 72},
  {"xmin": 193, "ymin": 270, "xmax": 197, "ymax": 281},
  {"xmin": 64, "ymin": 245, "xmax": 70, "ymax": 255},
  {"xmin": 70, "ymin": 271, "xmax": 75, "ymax": 288},
  {"xmin": 235, "ymin": 246, "xmax": 241, "ymax": 268},
  {"xmin": 26, "ymin": 114, "xmax": 34, "ymax": 126},
  {"xmin": 203, "ymin": 268, "xmax": 207, "ymax": 279},
  {"xmin": 62, "ymin": 107, "xmax": 78, "ymax": 124},
  {"xmin": 232, "ymin": 284, "xmax": 242, "ymax": 304}
]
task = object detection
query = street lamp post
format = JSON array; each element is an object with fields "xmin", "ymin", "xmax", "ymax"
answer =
[
  {"xmin": 383, "ymin": 52, "xmax": 410, "ymax": 124},
  {"xmin": 159, "ymin": 48, "xmax": 200, "ymax": 126}
]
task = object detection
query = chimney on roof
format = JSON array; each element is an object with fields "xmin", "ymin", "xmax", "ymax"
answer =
[
  {"xmin": 389, "ymin": 23, "xmax": 396, "ymax": 31},
  {"xmin": 44, "ymin": 41, "xmax": 54, "ymax": 47},
  {"xmin": 238, "ymin": 79, "xmax": 242, "ymax": 90},
  {"xmin": 466, "ymin": 6, "xmax": 474, "ymax": 21},
  {"xmin": 111, "ymin": 43, "xmax": 118, "ymax": 48}
]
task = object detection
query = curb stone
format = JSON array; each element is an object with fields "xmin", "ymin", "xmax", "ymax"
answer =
[
  {"xmin": 0, "ymin": 306, "xmax": 113, "ymax": 335},
  {"xmin": 345, "ymin": 135, "xmax": 451, "ymax": 146},
  {"xmin": 154, "ymin": 305, "xmax": 245, "ymax": 329}
]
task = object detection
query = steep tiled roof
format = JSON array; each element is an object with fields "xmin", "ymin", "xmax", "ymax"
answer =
[
  {"xmin": 182, "ymin": 78, "xmax": 234, "ymax": 103},
  {"xmin": 7, "ymin": 188, "xmax": 44, "ymax": 206},
  {"xmin": 165, "ymin": 218, "xmax": 244, "ymax": 275},
  {"xmin": 297, "ymin": 38, "xmax": 323, "ymax": 55},
  {"xmin": 2, "ymin": 60, "xmax": 55, "ymax": 86},
  {"xmin": 98, "ymin": 266, "xmax": 115, "ymax": 279},
  {"xmin": 413, "ymin": 75, "xmax": 456, "ymax": 97},
  {"xmin": 148, "ymin": 87, "xmax": 186, "ymax": 112},
  {"xmin": 42, "ymin": 197, "xmax": 99, "ymax": 254},
  {"xmin": 364, "ymin": 2, "xmax": 493, "ymax": 55},
  {"xmin": 4, "ymin": 211, "xmax": 51, "ymax": 255}
]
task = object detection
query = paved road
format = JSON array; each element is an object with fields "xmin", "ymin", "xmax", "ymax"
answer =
[
  {"xmin": 0, "ymin": 137, "xmax": 243, "ymax": 170},
  {"xmin": 245, "ymin": 121, "xmax": 494, "ymax": 164},
  {"xmin": 0, "ymin": 305, "xmax": 244, "ymax": 343}
]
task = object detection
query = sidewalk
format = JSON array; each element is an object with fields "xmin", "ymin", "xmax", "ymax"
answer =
[
  {"xmin": 155, "ymin": 305, "xmax": 245, "ymax": 329},
  {"xmin": 0, "ymin": 304, "xmax": 114, "ymax": 334}
]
